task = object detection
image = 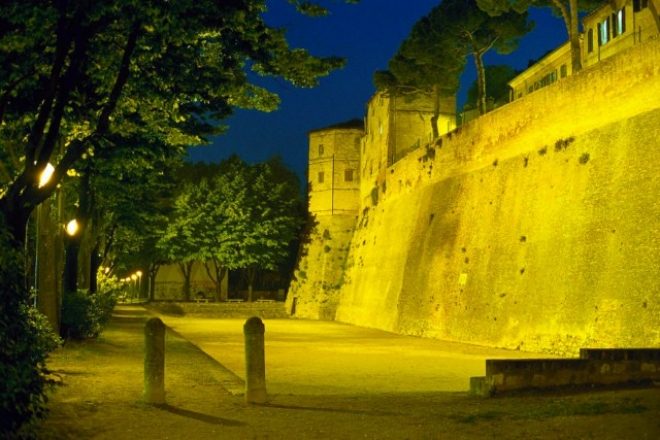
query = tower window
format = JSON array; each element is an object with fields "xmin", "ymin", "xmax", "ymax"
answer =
[
  {"xmin": 344, "ymin": 169, "xmax": 354, "ymax": 182},
  {"xmin": 318, "ymin": 171, "xmax": 324, "ymax": 184},
  {"xmin": 318, "ymin": 144, "xmax": 324, "ymax": 156}
]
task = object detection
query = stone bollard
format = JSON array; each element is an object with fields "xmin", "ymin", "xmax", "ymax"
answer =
[
  {"xmin": 244, "ymin": 316, "xmax": 267, "ymax": 404},
  {"xmin": 144, "ymin": 317, "xmax": 166, "ymax": 404}
]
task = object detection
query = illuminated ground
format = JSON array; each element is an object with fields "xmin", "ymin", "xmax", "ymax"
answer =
[
  {"xmin": 157, "ymin": 314, "xmax": 553, "ymax": 396},
  {"xmin": 33, "ymin": 305, "xmax": 660, "ymax": 439}
]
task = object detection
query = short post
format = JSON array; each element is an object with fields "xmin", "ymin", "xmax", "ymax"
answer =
[
  {"xmin": 244, "ymin": 316, "xmax": 267, "ymax": 404},
  {"xmin": 144, "ymin": 317, "xmax": 165, "ymax": 404}
]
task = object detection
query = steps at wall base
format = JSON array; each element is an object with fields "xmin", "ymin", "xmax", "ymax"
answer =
[{"xmin": 472, "ymin": 348, "xmax": 660, "ymax": 397}]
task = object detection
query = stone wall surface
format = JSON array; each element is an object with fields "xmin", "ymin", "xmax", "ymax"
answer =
[{"xmin": 289, "ymin": 37, "xmax": 660, "ymax": 356}]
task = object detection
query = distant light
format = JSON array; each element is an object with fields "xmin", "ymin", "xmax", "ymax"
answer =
[
  {"xmin": 66, "ymin": 219, "xmax": 79, "ymax": 236},
  {"xmin": 131, "ymin": 274, "xmax": 137, "ymax": 281},
  {"xmin": 39, "ymin": 163, "xmax": 55, "ymax": 188},
  {"xmin": 136, "ymin": 270, "xmax": 143, "ymax": 277}
]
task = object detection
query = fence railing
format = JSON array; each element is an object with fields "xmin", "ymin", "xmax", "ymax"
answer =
[{"xmin": 392, "ymin": 132, "xmax": 434, "ymax": 165}]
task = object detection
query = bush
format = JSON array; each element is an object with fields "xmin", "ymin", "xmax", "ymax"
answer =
[
  {"xmin": 149, "ymin": 301, "xmax": 185, "ymax": 316},
  {"xmin": 60, "ymin": 288, "xmax": 119, "ymax": 340},
  {"xmin": 0, "ymin": 222, "xmax": 60, "ymax": 435}
]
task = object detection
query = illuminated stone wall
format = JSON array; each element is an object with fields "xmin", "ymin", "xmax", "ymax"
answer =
[
  {"xmin": 291, "ymin": 37, "xmax": 660, "ymax": 356},
  {"xmin": 287, "ymin": 215, "xmax": 357, "ymax": 320}
]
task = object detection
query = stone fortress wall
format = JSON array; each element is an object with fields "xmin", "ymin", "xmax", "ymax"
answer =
[{"xmin": 288, "ymin": 36, "xmax": 660, "ymax": 356}]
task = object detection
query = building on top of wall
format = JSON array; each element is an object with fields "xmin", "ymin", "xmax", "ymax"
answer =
[
  {"xmin": 363, "ymin": 91, "xmax": 456, "ymax": 171},
  {"xmin": 509, "ymin": 0, "xmax": 659, "ymax": 101},
  {"xmin": 508, "ymin": 42, "xmax": 571, "ymax": 102},
  {"xmin": 307, "ymin": 119, "xmax": 363, "ymax": 217},
  {"xmin": 583, "ymin": 0, "xmax": 659, "ymax": 66}
]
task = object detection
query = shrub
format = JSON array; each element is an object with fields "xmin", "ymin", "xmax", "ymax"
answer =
[
  {"xmin": 0, "ymin": 222, "xmax": 60, "ymax": 435},
  {"xmin": 150, "ymin": 301, "xmax": 185, "ymax": 316},
  {"xmin": 60, "ymin": 288, "xmax": 119, "ymax": 340}
]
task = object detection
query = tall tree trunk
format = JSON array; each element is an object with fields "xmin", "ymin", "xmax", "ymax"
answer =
[
  {"xmin": 148, "ymin": 263, "xmax": 160, "ymax": 301},
  {"xmin": 474, "ymin": 51, "xmax": 487, "ymax": 115},
  {"xmin": 247, "ymin": 266, "xmax": 257, "ymax": 302},
  {"xmin": 430, "ymin": 86, "xmax": 440, "ymax": 139},
  {"xmin": 204, "ymin": 260, "xmax": 227, "ymax": 302},
  {"xmin": 178, "ymin": 261, "xmax": 194, "ymax": 301},
  {"xmin": 553, "ymin": 0, "xmax": 582, "ymax": 73},
  {"xmin": 36, "ymin": 197, "xmax": 62, "ymax": 332},
  {"xmin": 569, "ymin": 0, "xmax": 582, "ymax": 73}
]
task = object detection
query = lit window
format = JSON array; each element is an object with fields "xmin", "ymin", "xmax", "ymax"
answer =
[
  {"xmin": 613, "ymin": 8, "xmax": 625, "ymax": 37},
  {"xmin": 599, "ymin": 18, "xmax": 609, "ymax": 45},
  {"xmin": 318, "ymin": 144, "xmax": 324, "ymax": 156},
  {"xmin": 318, "ymin": 171, "xmax": 324, "ymax": 183},
  {"xmin": 344, "ymin": 169, "xmax": 354, "ymax": 182}
]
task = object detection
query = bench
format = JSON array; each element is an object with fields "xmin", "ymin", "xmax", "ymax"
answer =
[
  {"xmin": 226, "ymin": 299, "xmax": 244, "ymax": 303},
  {"xmin": 194, "ymin": 298, "xmax": 209, "ymax": 304},
  {"xmin": 256, "ymin": 299, "xmax": 275, "ymax": 303}
]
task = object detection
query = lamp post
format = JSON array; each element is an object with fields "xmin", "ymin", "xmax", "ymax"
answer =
[
  {"xmin": 64, "ymin": 219, "xmax": 79, "ymax": 293},
  {"xmin": 130, "ymin": 273, "xmax": 138, "ymax": 302},
  {"xmin": 136, "ymin": 270, "xmax": 143, "ymax": 301},
  {"xmin": 34, "ymin": 163, "xmax": 55, "ymax": 305}
]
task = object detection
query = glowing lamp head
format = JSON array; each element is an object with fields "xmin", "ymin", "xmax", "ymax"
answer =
[
  {"xmin": 66, "ymin": 219, "xmax": 79, "ymax": 236},
  {"xmin": 39, "ymin": 163, "xmax": 55, "ymax": 188}
]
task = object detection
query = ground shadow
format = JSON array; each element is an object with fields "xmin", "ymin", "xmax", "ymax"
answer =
[
  {"xmin": 155, "ymin": 404, "xmax": 246, "ymax": 427},
  {"xmin": 259, "ymin": 402, "xmax": 397, "ymax": 417}
]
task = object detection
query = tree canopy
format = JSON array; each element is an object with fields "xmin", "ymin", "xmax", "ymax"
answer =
[
  {"xmin": 157, "ymin": 156, "xmax": 303, "ymax": 302},
  {"xmin": 476, "ymin": 0, "xmax": 601, "ymax": 73},
  {"xmin": 0, "ymin": 0, "xmax": 356, "ymax": 433},
  {"xmin": 0, "ymin": 0, "xmax": 355, "ymax": 242},
  {"xmin": 376, "ymin": 0, "xmax": 531, "ymax": 125},
  {"xmin": 466, "ymin": 64, "xmax": 521, "ymax": 109}
]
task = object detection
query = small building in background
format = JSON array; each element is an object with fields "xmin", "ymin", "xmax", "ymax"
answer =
[{"xmin": 153, "ymin": 261, "xmax": 227, "ymax": 301}]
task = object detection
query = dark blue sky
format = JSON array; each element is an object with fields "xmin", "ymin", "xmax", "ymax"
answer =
[{"xmin": 186, "ymin": 1, "xmax": 567, "ymax": 179}]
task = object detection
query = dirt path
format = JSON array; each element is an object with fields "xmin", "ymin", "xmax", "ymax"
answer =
[{"xmin": 27, "ymin": 306, "xmax": 660, "ymax": 439}]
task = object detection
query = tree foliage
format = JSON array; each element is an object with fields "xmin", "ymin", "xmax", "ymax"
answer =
[
  {"xmin": 374, "ymin": 10, "xmax": 466, "ymax": 138},
  {"xmin": 476, "ymin": 0, "xmax": 601, "ymax": 73},
  {"xmin": 466, "ymin": 64, "xmax": 520, "ymax": 108},
  {"xmin": 0, "ymin": 0, "xmax": 356, "ymax": 432},
  {"xmin": 158, "ymin": 156, "xmax": 303, "ymax": 301},
  {"xmin": 437, "ymin": 0, "xmax": 532, "ymax": 115},
  {"xmin": 376, "ymin": 0, "xmax": 530, "ymax": 127}
]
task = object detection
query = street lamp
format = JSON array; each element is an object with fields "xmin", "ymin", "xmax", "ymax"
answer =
[
  {"xmin": 136, "ymin": 270, "xmax": 143, "ymax": 301},
  {"xmin": 34, "ymin": 163, "xmax": 55, "ymax": 305},
  {"xmin": 130, "ymin": 273, "xmax": 138, "ymax": 303},
  {"xmin": 64, "ymin": 219, "xmax": 79, "ymax": 293}
]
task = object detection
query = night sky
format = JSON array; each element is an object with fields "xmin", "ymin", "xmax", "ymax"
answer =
[{"xmin": 186, "ymin": 1, "xmax": 568, "ymax": 180}]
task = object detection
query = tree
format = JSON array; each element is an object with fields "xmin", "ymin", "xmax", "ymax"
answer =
[
  {"xmin": 158, "ymin": 156, "xmax": 303, "ymax": 302},
  {"xmin": 376, "ymin": 0, "xmax": 530, "ymax": 124},
  {"xmin": 239, "ymin": 157, "xmax": 304, "ymax": 301},
  {"xmin": 439, "ymin": 0, "xmax": 532, "ymax": 115},
  {"xmin": 466, "ymin": 64, "xmax": 521, "ymax": 108},
  {"xmin": 0, "ymin": 0, "xmax": 357, "ymax": 431},
  {"xmin": 477, "ymin": 0, "xmax": 601, "ymax": 74},
  {"xmin": 374, "ymin": 17, "xmax": 466, "ymax": 138}
]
